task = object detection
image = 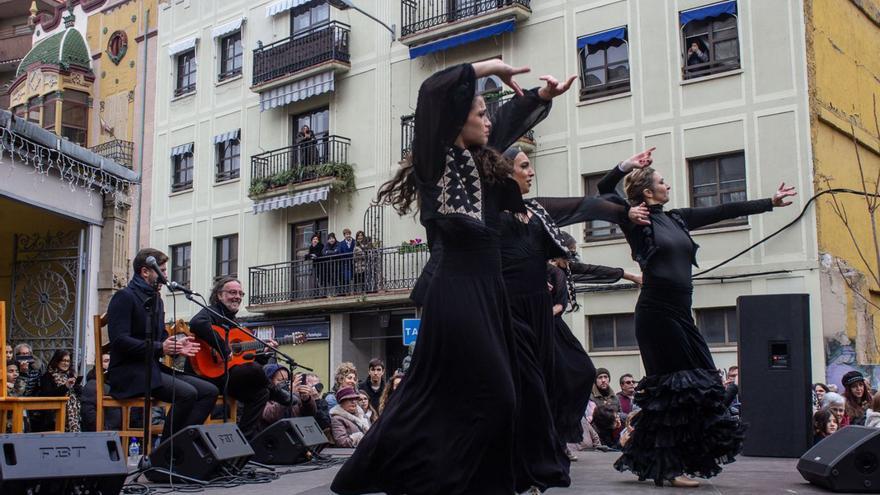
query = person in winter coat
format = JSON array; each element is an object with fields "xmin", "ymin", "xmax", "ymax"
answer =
[
  {"xmin": 865, "ymin": 394, "xmax": 880, "ymax": 428},
  {"xmin": 322, "ymin": 233, "xmax": 342, "ymax": 295},
  {"xmin": 591, "ymin": 368, "xmax": 620, "ymax": 412},
  {"xmin": 330, "ymin": 386, "xmax": 371, "ymax": 447}
]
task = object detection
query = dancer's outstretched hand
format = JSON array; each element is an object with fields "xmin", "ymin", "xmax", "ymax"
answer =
[
  {"xmin": 628, "ymin": 202, "xmax": 651, "ymax": 225},
  {"xmin": 621, "ymin": 147, "xmax": 656, "ymax": 172},
  {"xmin": 538, "ymin": 75, "xmax": 577, "ymax": 100},
  {"xmin": 473, "ymin": 59, "xmax": 530, "ymax": 96},
  {"xmin": 772, "ymin": 182, "xmax": 797, "ymax": 207}
]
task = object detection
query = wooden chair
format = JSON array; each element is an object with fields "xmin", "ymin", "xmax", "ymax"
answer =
[
  {"xmin": 0, "ymin": 301, "xmax": 69, "ymax": 433},
  {"xmin": 93, "ymin": 314, "xmax": 236, "ymax": 457}
]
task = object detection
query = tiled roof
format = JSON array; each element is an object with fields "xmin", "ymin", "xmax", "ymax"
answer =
[{"xmin": 16, "ymin": 27, "xmax": 91, "ymax": 77}]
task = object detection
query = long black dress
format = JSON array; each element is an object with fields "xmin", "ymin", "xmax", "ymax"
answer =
[
  {"xmin": 331, "ymin": 64, "xmax": 551, "ymax": 495},
  {"xmin": 546, "ymin": 260, "xmax": 625, "ymax": 444},
  {"xmin": 597, "ymin": 166, "xmax": 770, "ymax": 483}
]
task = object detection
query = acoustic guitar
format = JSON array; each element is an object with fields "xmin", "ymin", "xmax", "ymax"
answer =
[{"xmin": 189, "ymin": 324, "xmax": 307, "ymax": 379}]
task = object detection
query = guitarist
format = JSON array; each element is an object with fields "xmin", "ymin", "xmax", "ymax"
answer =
[{"xmin": 187, "ymin": 276, "xmax": 292, "ymax": 440}]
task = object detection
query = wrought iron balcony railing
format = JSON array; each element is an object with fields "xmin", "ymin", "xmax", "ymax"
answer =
[
  {"xmin": 249, "ymin": 135, "xmax": 352, "ymax": 197},
  {"xmin": 400, "ymin": 114, "xmax": 415, "ymax": 160},
  {"xmin": 401, "ymin": 0, "xmax": 530, "ymax": 37},
  {"xmin": 249, "ymin": 245, "xmax": 430, "ymax": 305},
  {"xmin": 90, "ymin": 139, "xmax": 135, "ymax": 168},
  {"xmin": 252, "ymin": 21, "xmax": 351, "ymax": 87}
]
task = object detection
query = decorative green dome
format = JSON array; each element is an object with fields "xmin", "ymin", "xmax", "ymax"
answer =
[{"xmin": 16, "ymin": 27, "xmax": 91, "ymax": 77}]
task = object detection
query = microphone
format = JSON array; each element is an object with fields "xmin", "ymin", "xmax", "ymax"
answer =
[
  {"xmin": 168, "ymin": 281, "xmax": 197, "ymax": 295},
  {"xmin": 145, "ymin": 255, "xmax": 168, "ymax": 285}
]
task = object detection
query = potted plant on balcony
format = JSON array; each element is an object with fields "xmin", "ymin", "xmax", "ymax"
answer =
[{"xmin": 398, "ymin": 238, "xmax": 429, "ymax": 254}]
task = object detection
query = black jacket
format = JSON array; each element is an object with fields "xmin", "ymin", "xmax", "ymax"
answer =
[
  {"xmin": 81, "ymin": 369, "xmax": 121, "ymax": 431},
  {"xmin": 358, "ymin": 377, "xmax": 385, "ymax": 412},
  {"xmin": 106, "ymin": 276, "xmax": 170, "ymax": 399}
]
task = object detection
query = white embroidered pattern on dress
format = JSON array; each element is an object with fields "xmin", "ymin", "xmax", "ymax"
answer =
[{"xmin": 436, "ymin": 149, "xmax": 482, "ymax": 220}]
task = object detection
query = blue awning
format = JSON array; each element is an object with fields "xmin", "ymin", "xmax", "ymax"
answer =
[
  {"xmin": 577, "ymin": 27, "xmax": 627, "ymax": 49},
  {"xmin": 680, "ymin": 1, "xmax": 737, "ymax": 26},
  {"xmin": 409, "ymin": 19, "xmax": 515, "ymax": 59}
]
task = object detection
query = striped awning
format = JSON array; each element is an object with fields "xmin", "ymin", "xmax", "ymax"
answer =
[
  {"xmin": 213, "ymin": 129, "xmax": 241, "ymax": 144},
  {"xmin": 680, "ymin": 1, "xmax": 737, "ymax": 26},
  {"xmin": 409, "ymin": 19, "xmax": 515, "ymax": 59},
  {"xmin": 212, "ymin": 18, "xmax": 246, "ymax": 39},
  {"xmin": 168, "ymin": 36, "xmax": 198, "ymax": 56},
  {"xmin": 252, "ymin": 185, "xmax": 330, "ymax": 214},
  {"xmin": 259, "ymin": 71, "xmax": 334, "ymax": 112},
  {"xmin": 577, "ymin": 27, "xmax": 627, "ymax": 49},
  {"xmin": 265, "ymin": 0, "xmax": 315, "ymax": 17},
  {"xmin": 170, "ymin": 143, "xmax": 193, "ymax": 156}
]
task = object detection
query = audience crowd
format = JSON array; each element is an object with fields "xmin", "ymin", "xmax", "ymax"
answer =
[{"xmin": 305, "ymin": 229, "xmax": 382, "ymax": 297}]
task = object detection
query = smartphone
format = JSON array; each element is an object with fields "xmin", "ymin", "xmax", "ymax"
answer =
[{"xmin": 300, "ymin": 374, "xmax": 308, "ymax": 385}]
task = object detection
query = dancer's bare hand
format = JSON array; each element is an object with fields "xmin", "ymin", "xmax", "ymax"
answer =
[
  {"xmin": 624, "ymin": 272, "xmax": 643, "ymax": 286},
  {"xmin": 628, "ymin": 202, "xmax": 651, "ymax": 225},
  {"xmin": 473, "ymin": 59, "xmax": 530, "ymax": 96},
  {"xmin": 772, "ymin": 182, "xmax": 797, "ymax": 207},
  {"xmin": 621, "ymin": 147, "xmax": 656, "ymax": 172},
  {"xmin": 538, "ymin": 75, "xmax": 577, "ymax": 100}
]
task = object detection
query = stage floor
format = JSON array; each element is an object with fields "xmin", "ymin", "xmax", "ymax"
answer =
[{"xmin": 137, "ymin": 449, "xmax": 848, "ymax": 494}]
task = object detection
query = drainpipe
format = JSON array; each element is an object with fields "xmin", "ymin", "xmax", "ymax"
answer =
[{"xmin": 134, "ymin": 4, "xmax": 149, "ymax": 250}]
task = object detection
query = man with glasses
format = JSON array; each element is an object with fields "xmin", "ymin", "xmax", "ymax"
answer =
[
  {"xmin": 617, "ymin": 374, "xmax": 637, "ymax": 417},
  {"xmin": 188, "ymin": 276, "xmax": 289, "ymax": 441}
]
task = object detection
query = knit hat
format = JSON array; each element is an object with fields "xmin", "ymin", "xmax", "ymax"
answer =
[
  {"xmin": 596, "ymin": 368, "xmax": 610, "ymax": 380},
  {"xmin": 336, "ymin": 386, "xmax": 360, "ymax": 403},
  {"xmin": 842, "ymin": 370, "xmax": 866, "ymax": 388},
  {"xmin": 263, "ymin": 363, "xmax": 289, "ymax": 381}
]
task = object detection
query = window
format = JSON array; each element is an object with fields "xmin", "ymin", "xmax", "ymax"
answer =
[
  {"xmin": 215, "ymin": 234, "xmax": 239, "ymax": 278},
  {"xmin": 12, "ymin": 105, "xmax": 26, "ymax": 119},
  {"xmin": 682, "ymin": 12, "xmax": 740, "ymax": 79},
  {"xmin": 291, "ymin": 218, "xmax": 328, "ymax": 261},
  {"xmin": 219, "ymin": 31, "xmax": 242, "ymax": 80},
  {"xmin": 291, "ymin": 2, "xmax": 330, "ymax": 36},
  {"xmin": 171, "ymin": 243, "xmax": 192, "ymax": 288},
  {"xmin": 688, "ymin": 151, "xmax": 747, "ymax": 226},
  {"xmin": 175, "ymin": 49, "xmax": 197, "ymax": 96},
  {"xmin": 695, "ymin": 307, "xmax": 738, "ymax": 345},
  {"xmin": 216, "ymin": 137, "xmax": 240, "ymax": 181},
  {"xmin": 578, "ymin": 28, "xmax": 630, "ymax": 100},
  {"xmin": 61, "ymin": 90, "xmax": 89, "ymax": 146},
  {"xmin": 42, "ymin": 93, "xmax": 58, "ymax": 131},
  {"xmin": 477, "ymin": 73, "xmax": 504, "ymax": 116},
  {"xmin": 27, "ymin": 96, "xmax": 41, "ymax": 124},
  {"xmin": 172, "ymin": 147, "xmax": 194, "ymax": 192},
  {"xmin": 589, "ymin": 313, "xmax": 637, "ymax": 351},
  {"xmin": 582, "ymin": 172, "xmax": 624, "ymax": 241},
  {"xmin": 292, "ymin": 107, "xmax": 329, "ymax": 164}
]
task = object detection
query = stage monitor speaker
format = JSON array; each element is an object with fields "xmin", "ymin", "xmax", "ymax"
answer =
[
  {"xmin": 251, "ymin": 416, "xmax": 328, "ymax": 465},
  {"xmin": 0, "ymin": 432, "xmax": 127, "ymax": 495},
  {"xmin": 798, "ymin": 426, "xmax": 880, "ymax": 493},
  {"xmin": 145, "ymin": 423, "xmax": 254, "ymax": 483},
  {"xmin": 737, "ymin": 293, "xmax": 812, "ymax": 458}
]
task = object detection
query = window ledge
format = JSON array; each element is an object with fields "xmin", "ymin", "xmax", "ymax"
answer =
[
  {"xmin": 690, "ymin": 223, "xmax": 750, "ymax": 237},
  {"xmin": 707, "ymin": 345, "xmax": 738, "ymax": 352},
  {"xmin": 579, "ymin": 237, "xmax": 627, "ymax": 248},
  {"xmin": 216, "ymin": 74, "xmax": 242, "ymax": 87},
  {"xmin": 171, "ymin": 90, "xmax": 196, "ymax": 102},
  {"xmin": 214, "ymin": 177, "xmax": 240, "ymax": 186},
  {"xmin": 680, "ymin": 68, "xmax": 743, "ymax": 86},
  {"xmin": 589, "ymin": 349, "xmax": 641, "ymax": 357},
  {"xmin": 169, "ymin": 188, "xmax": 193, "ymax": 197},
  {"xmin": 577, "ymin": 91, "xmax": 632, "ymax": 107}
]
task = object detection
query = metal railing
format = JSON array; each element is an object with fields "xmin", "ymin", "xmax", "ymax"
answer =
[
  {"xmin": 90, "ymin": 139, "xmax": 135, "ymax": 168},
  {"xmin": 401, "ymin": 0, "xmax": 530, "ymax": 37},
  {"xmin": 249, "ymin": 246, "xmax": 430, "ymax": 305},
  {"xmin": 251, "ymin": 135, "xmax": 351, "ymax": 186},
  {"xmin": 253, "ymin": 21, "xmax": 351, "ymax": 86},
  {"xmin": 400, "ymin": 114, "xmax": 415, "ymax": 160},
  {"xmin": 486, "ymin": 92, "xmax": 535, "ymax": 141}
]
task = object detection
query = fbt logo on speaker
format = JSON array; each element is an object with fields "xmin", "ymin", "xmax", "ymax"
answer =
[{"xmin": 39, "ymin": 446, "xmax": 87, "ymax": 459}]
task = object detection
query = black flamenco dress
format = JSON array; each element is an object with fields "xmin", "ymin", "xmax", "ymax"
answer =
[
  {"xmin": 546, "ymin": 260, "xmax": 625, "ymax": 444},
  {"xmin": 332, "ymin": 65, "xmax": 551, "ymax": 495},
  {"xmin": 598, "ymin": 166, "xmax": 773, "ymax": 483}
]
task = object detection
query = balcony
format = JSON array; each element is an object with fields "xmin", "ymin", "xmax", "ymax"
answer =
[
  {"xmin": 90, "ymin": 139, "xmax": 135, "ymax": 168},
  {"xmin": 400, "ymin": 0, "xmax": 531, "ymax": 50},
  {"xmin": 252, "ymin": 21, "xmax": 350, "ymax": 92},
  {"xmin": 248, "ymin": 245, "xmax": 430, "ymax": 312},
  {"xmin": 249, "ymin": 136, "xmax": 353, "ymax": 211}
]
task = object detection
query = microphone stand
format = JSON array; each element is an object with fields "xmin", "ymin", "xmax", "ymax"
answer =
[
  {"xmin": 181, "ymin": 291, "xmax": 311, "ymax": 423},
  {"xmin": 141, "ymin": 294, "xmax": 157, "ymax": 457}
]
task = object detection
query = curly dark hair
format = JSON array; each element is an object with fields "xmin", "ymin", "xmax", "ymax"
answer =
[{"xmin": 812, "ymin": 407, "xmax": 837, "ymax": 438}]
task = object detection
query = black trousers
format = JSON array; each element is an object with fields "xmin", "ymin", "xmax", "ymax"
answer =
[{"xmin": 152, "ymin": 371, "xmax": 218, "ymax": 440}]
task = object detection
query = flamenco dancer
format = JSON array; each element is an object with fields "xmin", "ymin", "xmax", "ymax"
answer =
[
  {"xmin": 331, "ymin": 60, "xmax": 573, "ymax": 495},
  {"xmin": 598, "ymin": 160, "xmax": 796, "ymax": 486}
]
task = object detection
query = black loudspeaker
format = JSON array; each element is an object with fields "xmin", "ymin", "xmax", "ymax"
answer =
[
  {"xmin": 737, "ymin": 293, "xmax": 812, "ymax": 458},
  {"xmin": 798, "ymin": 426, "xmax": 880, "ymax": 492},
  {"xmin": 0, "ymin": 432, "xmax": 127, "ymax": 495},
  {"xmin": 251, "ymin": 417, "xmax": 329, "ymax": 464},
  {"xmin": 145, "ymin": 423, "xmax": 254, "ymax": 482}
]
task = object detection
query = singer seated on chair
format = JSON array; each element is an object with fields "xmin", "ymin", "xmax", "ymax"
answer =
[
  {"xmin": 187, "ymin": 276, "xmax": 294, "ymax": 441},
  {"xmin": 106, "ymin": 248, "xmax": 219, "ymax": 442}
]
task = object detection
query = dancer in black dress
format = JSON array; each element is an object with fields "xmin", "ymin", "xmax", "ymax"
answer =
[
  {"xmin": 598, "ymin": 161, "xmax": 796, "ymax": 486},
  {"xmin": 331, "ymin": 60, "xmax": 564, "ymax": 495},
  {"xmin": 498, "ymin": 147, "xmax": 647, "ymax": 491}
]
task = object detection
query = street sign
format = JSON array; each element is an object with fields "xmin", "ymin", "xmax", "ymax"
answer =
[{"xmin": 402, "ymin": 318, "xmax": 420, "ymax": 346}]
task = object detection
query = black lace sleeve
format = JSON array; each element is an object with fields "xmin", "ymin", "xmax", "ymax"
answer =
[
  {"xmin": 597, "ymin": 164, "xmax": 627, "ymax": 196},
  {"xmin": 672, "ymin": 198, "xmax": 774, "ymax": 230},
  {"xmin": 570, "ymin": 262, "xmax": 624, "ymax": 284},
  {"xmin": 487, "ymin": 88, "xmax": 551, "ymax": 152},
  {"xmin": 547, "ymin": 264, "xmax": 568, "ymax": 307},
  {"xmin": 534, "ymin": 196, "xmax": 628, "ymax": 227},
  {"xmin": 413, "ymin": 64, "xmax": 476, "ymax": 184}
]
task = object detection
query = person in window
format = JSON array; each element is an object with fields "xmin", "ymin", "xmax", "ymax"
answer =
[
  {"xmin": 687, "ymin": 40, "xmax": 709, "ymax": 66},
  {"xmin": 352, "ymin": 231, "xmax": 374, "ymax": 292},
  {"xmin": 306, "ymin": 233, "xmax": 324, "ymax": 297},
  {"xmin": 842, "ymin": 370, "xmax": 873, "ymax": 426},
  {"xmin": 812, "ymin": 408, "xmax": 839, "ymax": 445},
  {"xmin": 296, "ymin": 124, "xmax": 317, "ymax": 166},
  {"xmin": 34, "ymin": 350, "xmax": 82, "ymax": 432},
  {"xmin": 598, "ymin": 159, "xmax": 796, "ymax": 487},
  {"xmin": 321, "ymin": 233, "xmax": 342, "ymax": 295}
]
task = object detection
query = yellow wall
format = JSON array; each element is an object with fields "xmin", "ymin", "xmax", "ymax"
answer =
[
  {"xmin": 278, "ymin": 341, "xmax": 331, "ymax": 389},
  {"xmin": 806, "ymin": 0, "xmax": 880, "ymax": 369}
]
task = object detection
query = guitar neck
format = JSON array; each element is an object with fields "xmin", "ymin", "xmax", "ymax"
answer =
[{"xmin": 234, "ymin": 334, "xmax": 300, "ymax": 352}]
